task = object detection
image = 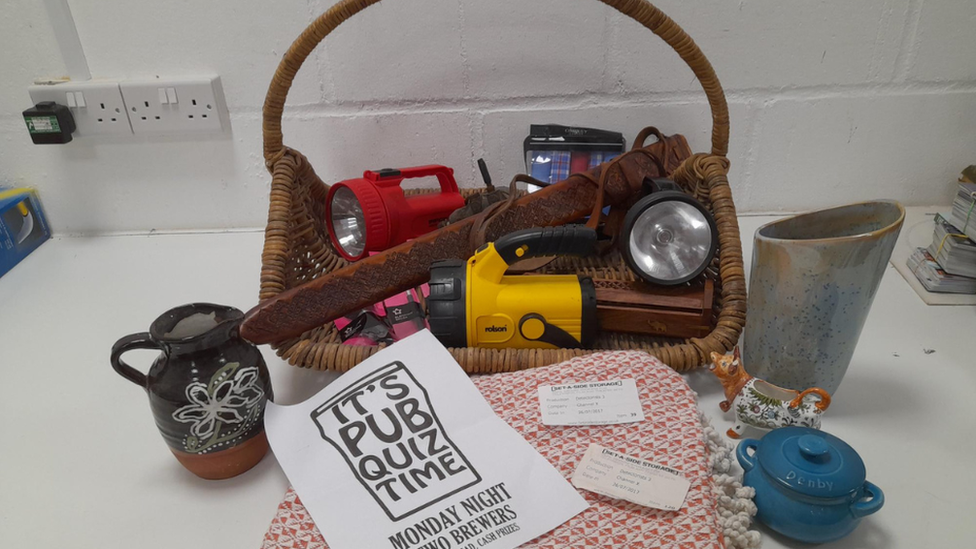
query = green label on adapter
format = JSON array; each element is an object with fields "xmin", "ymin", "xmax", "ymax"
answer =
[{"xmin": 25, "ymin": 116, "xmax": 60, "ymax": 134}]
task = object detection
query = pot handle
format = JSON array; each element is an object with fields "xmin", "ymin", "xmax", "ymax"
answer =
[
  {"xmin": 850, "ymin": 481, "xmax": 885, "ymax": 519},
  {"xmin": 111, "ymin": 332, "xmax": 161, "ymax": 389},
  {"xmin": 736, "ymin": 439, "xmax": 760, "ymax": 472}
]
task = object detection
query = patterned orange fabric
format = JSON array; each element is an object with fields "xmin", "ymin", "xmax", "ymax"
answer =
[{"xmin": 263, "ymin": 351, "xmax": 724, "ymax": 549}]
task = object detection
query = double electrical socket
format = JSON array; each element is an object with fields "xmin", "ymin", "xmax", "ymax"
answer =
[
  {"xmin": 28, "ymin": 76, "xmax": 228, "ymax": 137},
  {"xmin": 121, "ymin": 77, "xmax": 228, "ymax": 134},
  {"xmin": 28, "ymin": 80, "xmax": 131, "ymax": 136}
]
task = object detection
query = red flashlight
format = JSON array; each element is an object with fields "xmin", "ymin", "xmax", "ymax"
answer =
[{"xmin": 326, "ymin": 165, "xmax": 466, "ymax": 261}]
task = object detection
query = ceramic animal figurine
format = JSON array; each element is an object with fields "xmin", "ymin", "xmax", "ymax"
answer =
[{"xmin": 708, "ymin": 347, "xmax": 831, "ymax": 439}]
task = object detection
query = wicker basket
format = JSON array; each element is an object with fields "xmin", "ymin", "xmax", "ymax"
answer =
[{"xmin": 257, "ymin": 0, "xmax": 746, "ymax": 373}]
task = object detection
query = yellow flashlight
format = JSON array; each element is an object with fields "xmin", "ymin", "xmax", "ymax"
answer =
[{"xmin": 428, "ymin": 225, "xmax": 598, "ymax": 349}]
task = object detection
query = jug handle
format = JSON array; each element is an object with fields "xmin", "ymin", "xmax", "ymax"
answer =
[
  {"xmin": 111, "ymin": 333, "xmax": 160, "ymax": 388},
  {"xmin": 736, "ymin": 439, "xmax": 760, "ymax": 472},
  {"xmin": 850, "ymin": 481, "xmax": 884, "ymax": 519}
]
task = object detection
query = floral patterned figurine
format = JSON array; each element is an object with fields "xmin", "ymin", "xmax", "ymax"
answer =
[{"xmin": 708, "ymin": 347, "xmax": 831, "ymax": 439}]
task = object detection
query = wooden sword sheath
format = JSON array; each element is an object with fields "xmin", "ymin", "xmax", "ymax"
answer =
[{"xmin": 241, "ymin": 133, "xmax": 693, "ymax": 344}]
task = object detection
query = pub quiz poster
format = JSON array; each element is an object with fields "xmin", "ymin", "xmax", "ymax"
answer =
[{"xmin": 266, "ymin": 331, "xmax": 587, "ymax": 549}]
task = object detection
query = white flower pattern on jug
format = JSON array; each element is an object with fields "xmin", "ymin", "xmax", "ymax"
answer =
[{"xmin": 173, "ymin": 365, "xmax": 265, "ymax": 441}]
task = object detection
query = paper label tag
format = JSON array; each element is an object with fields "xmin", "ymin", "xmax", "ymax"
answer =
[
  {"xmin": 571, "ymin": 443, "xmax": 691, "ymax": 511},
  {"xmin": 386, "ymin": 301, "xmax": 424, "ymax": 324},
  {"xmin": 538, "ymin": 379, "xmax": 644, "ymax": 426},
  {"xmin": 26, "ymin": 116, "xmax": 59, "ymax": 134}
]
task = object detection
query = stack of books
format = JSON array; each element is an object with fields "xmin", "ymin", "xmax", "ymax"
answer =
[
  {"xmin": 949, "ymin": 181, "xmax": 976, "ymax": 242},
  {"xmin": 908, "ymin": 176, "xmax": 976, "ymax": 293},
  {"xmin": 908, "ymin": 248, "xmax": 976, "ymax": 294},
  {"xmin": 929, "ymin": 213, "xmax": 976, "ymax": 279}
]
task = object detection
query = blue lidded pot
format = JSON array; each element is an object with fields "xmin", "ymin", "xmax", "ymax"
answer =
[{"xmin": 737, "ymin": 427, "xmax": 884, "ymax": 544}]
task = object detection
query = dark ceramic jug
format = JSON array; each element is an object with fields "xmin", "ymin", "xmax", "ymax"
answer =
[{"xmin": 111, "ymin": 303, "xmax": 273, "ymax": 479}]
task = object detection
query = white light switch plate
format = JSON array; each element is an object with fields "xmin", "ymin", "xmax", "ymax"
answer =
[
  {"xmin": 29, "ymin": 80, "xmax": 132, "ymax": 136},
  {"xmin": 120, "ymin": 76, "xmax": 228, "ymax": 134}
]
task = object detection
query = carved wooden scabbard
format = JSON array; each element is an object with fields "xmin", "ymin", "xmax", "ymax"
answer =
[{"xmin": 241, "ymin": 134, "xmax": 693, "ymax": 344}]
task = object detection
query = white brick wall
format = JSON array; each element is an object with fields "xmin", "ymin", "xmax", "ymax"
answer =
[
  {"xmin": 607, "ymin": 1, "xmax": 908, "ymax": 92},
  {"xmin": 1, "ymin": 0, "xmax": 974, "ymax": 234},
  {"xmin": 906, "ymin": 1, "xmax": 976, "ymax": 83}
]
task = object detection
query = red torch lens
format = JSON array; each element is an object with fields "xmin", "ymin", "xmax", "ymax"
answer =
[{"xmin": 326, "ymin": 165, "xmax": 466, "ymax": 261}]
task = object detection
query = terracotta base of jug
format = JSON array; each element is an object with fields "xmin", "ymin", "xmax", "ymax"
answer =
[{"xmin": 171, "ymin": 431, "xmax": 270, "ymax": 480}]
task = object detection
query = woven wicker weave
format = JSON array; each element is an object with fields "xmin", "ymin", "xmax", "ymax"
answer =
[{"xmin": 257, "ymin": 0, "xmax": 746, "ymax": 373}]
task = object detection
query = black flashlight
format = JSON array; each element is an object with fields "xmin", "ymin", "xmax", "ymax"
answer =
[{"xmin": 620, "ymin": 180, "xmax": 719, "ymax": 286}]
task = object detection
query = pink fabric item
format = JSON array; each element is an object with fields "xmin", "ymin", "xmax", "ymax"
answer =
[{"xmin": 262, "ymin": 351, "xmax": 724, "ymax": 549}]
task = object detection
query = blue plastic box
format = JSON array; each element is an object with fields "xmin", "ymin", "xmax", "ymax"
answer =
[{"xmin": 0, "ymin": 188, "xmax": 51, "ymax": 278}]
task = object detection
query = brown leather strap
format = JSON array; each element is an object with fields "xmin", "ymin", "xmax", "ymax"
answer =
[
  {"xmin": 632, "ymin": 126, "xmax": 666, "ymax": 150},
  {"xmin": 576, "ymin": 142, "xmax": 669, "ymax": 228},
  {"xmin": 469, "ymin": 127, "xmax": 674, "ymax": 253},
  {"xmin": 567, "ymin": 129, "xmax": 672, "ymax": 251},
  {"xmin": 468, "ymin": 173, "xmax": 546, "ymax": 251},
  {"xmin": 602, "ymin": 205, "xmax": 630, "ymax": 242}
]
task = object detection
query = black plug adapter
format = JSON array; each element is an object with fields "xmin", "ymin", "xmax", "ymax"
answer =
[{"xmin": 23, "ymin": 101, "xmax": 76, "ymax": 144}]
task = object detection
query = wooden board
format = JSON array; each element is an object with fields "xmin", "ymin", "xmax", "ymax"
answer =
[{"xmin": 594, "ymin": 278, "xmax": 714, "ymax": 339}]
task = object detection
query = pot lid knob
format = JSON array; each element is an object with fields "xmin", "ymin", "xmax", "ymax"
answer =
[
  {"xmin": 756, "ymin": 427, "xmax": 869, "ymax": 498},
  {"xmin": 798, "ymin": 435, "xmax": 830, "ymax": 460}
]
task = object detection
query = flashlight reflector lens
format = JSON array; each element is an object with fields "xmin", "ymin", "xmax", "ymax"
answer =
[
  {"xmin": 625, "ymin": 196, "xmax": 717, "ymax": 285},
  {"xmin": 330, "ymin": 186, "xmax": 367, "ymax": 258}
]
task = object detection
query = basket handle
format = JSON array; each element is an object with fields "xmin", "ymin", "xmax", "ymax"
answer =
[{"xmin": 262, "ymin": 0, "xmax": 730, "ymax": 167}]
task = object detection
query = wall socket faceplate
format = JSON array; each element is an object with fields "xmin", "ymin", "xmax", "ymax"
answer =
[
  {"xmin": 28, "ymin": 80, "xmax": 132, "ymax": 136},
  {"xmin": 120, "ymin": 76, "xmax": 228, "ymax": 134}
]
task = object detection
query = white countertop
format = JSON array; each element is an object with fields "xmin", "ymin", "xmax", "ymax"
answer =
[{"xmin": 1, "ymin": 209, "xmax": 974, "ymax": 548}]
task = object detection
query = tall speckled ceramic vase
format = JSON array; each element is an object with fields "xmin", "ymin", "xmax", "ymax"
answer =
[{"xmin": 744, "ymin": 201, "xmax": 905, "ymax": 394}]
